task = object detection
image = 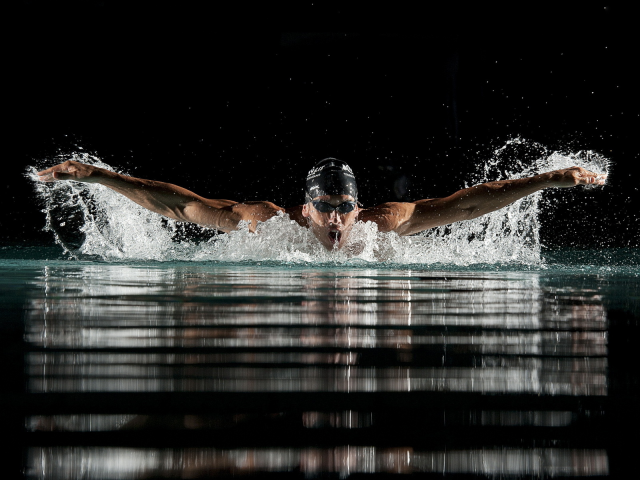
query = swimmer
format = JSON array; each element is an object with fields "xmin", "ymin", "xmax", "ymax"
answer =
[{"xmin": 37, "ymin": 158, "xmax": 606, "ymax": 250}]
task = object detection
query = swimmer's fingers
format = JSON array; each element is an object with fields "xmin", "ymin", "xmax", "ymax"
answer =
[
  {"xmin": 552, "ymin": 166, "xmax": 607, "ymax": 188},
  {"xmin": 37, "ymin": 161, "xmax": 99, "ymax": 183},
  {"xmin": 580, "ymin": 172, "xmax": 607, "ymax": 186},
  {"xmin": 37, "ymin": 171, "xmax": 73, "ymax": 182},
  {"xmin": 36, "ymin": 172, "xmax": 57, "ymax": 182},
  {"xmin": 574, "ymin": 168, "xmax": 607, "ymax": 186},
  {"xmin": 37, "ymin": 163, "xmax": 74, "ymax": 182}
]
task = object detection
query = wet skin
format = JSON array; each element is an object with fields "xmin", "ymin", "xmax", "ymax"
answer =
[{"xmin": 301, "ymin": 195, "xmax": 359, "ymax": 250}]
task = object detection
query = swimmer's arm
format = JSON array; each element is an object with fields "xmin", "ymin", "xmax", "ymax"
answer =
[
  {"xmin": 36, "ymin": 160, "xmax": 277, "ymax": 232},
  {"xmin": 369, "ymin": 167, "xmax": 606, "ymax": 236}
]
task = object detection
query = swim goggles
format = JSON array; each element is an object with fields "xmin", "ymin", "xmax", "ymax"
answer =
[{"xmin": 311, "ymin": 200, "xmax": 357, "ymax": 214}]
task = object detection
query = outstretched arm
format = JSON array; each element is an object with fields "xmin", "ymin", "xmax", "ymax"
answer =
[
  {"xmin": 37, "ymin": 161, "xmax": 282, "ymax": 232},
  {"xmin": 363, "ymin": 167, "xmax": 606, "ymax": 236}
]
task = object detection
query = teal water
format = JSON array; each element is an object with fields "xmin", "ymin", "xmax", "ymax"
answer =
[{"xmin": 2, "ymin": 245, "xmax": 639, "ymax": 478}]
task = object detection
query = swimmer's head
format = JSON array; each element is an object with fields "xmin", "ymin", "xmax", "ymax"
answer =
[
  {"xmin": 302, "ymin": 158, "xmax": 360, "ymax": 250},
  {"xmin": 304, "ymin": 158, "xmax": 358, "ymax": 204}
]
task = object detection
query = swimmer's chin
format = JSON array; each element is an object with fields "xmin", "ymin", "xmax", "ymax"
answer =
[
  {"xmin": 314, "ymin": 231, "xmax": 344, "ymax": 251},
  {"xmin": 321, "ymin": 231, "xmax": 365, "ymax": 254}
]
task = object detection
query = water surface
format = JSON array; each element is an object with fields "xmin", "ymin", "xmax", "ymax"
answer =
[{"xmin": 2, "ymin": 248, "xmax": 638, "ymax": 478}]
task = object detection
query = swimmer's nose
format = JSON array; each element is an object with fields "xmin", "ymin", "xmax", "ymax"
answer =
[{"xmin": 328, "ymin": 211, "xmax": 342, "ymax": 224}]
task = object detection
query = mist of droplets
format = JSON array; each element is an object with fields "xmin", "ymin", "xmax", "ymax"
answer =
[{"xmin": 28, "ymin": 139, "xmax": 609, "ymax": 265}]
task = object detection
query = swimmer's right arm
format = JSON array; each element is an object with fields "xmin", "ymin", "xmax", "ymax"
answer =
[{"xmin": 36, "ymin": 160, "xmax": 268, "ymax": 232}]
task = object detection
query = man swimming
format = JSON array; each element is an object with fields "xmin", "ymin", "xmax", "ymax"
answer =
[{"xmin": 37, "ymin": 158, "xmax": 606, "ymax": 250}]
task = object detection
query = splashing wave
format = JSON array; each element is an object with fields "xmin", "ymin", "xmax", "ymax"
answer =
[{"xmin": 28, "ymin": 140, "xmax": 609, "ymax": 265}]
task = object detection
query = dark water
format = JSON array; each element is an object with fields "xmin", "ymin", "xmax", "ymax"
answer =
[{"xmin": 1, "ymin": 249, "xmax": 639, "ymax": 478}]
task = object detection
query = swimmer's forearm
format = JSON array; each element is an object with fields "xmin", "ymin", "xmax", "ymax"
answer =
[
  {"xmin": 442, "ymin": 174, "xmax": 549, "ymax": 219},
  {"xmin": 399, "ymin": 176, "xmax": 547, "ymax": 232},
  {"xmin": 98, "ymin": 171, "xmax": 240, "ymax": 228},
  {"xmin": 447, "ymin": 167, "xmax": 606, "ymax": 219},
  {"xmin": 100, "ymin": 171, "xmax": 202, "ymax": 218},
  {"xmin": 401, "ymin": 167, "xmax": 606, "ymax": 234},
  {"xmin": 37, "ymin": 161, "xmax": 238, "ymax": 229}
]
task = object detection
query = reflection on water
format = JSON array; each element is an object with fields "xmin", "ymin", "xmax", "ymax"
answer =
[
  {"xmin": 25, "ymin": 266, "xmax": 607, "ymax": 395},
  {"xmin": 27, "ymin": 446, "xmax": 608, "ymax": 478},
  {"xmin": 25, "ymin": 355, "xmax": 606, "ymax": 394},
  {"xmin": 17, "ymin": 264, "xmax": 628, "ymax": 477}
]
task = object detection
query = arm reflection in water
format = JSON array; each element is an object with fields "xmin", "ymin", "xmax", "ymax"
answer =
[
  {"xmin": 27, "ymin": 446, "xmax": 608, "ymax": 477},
  {"xmin": 25, "ymin": 266, "xmax": 607, "ymax": 396}
]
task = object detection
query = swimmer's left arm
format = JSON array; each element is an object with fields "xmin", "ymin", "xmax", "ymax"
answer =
[{"xmin": 372, "ymin": 166, "xmax": 606, "ymax": 236}]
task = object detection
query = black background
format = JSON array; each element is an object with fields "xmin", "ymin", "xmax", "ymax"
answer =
[{"xmin": 6, "ymin": 2, "xmax": 639, "ymax": 248}]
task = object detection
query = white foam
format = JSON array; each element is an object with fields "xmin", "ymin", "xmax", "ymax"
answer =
[{"xmin": 28, "ymin": 140, "xmax": 609, "ymax": 265}]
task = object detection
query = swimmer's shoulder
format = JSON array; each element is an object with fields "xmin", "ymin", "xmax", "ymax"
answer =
[{"xmin": 357, "ymin": 202, "xmax": 416, "ymax": 232}]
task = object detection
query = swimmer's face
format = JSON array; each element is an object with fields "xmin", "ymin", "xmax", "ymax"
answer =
[{"xmin": 302, "ymin": 195, "xmax": 359, "ymax": 250}]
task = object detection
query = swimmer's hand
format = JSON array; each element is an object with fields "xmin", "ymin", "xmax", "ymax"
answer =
[
  {"xmin": 37, "ymin": 160, "xmax": 106, "ymax": 183},
  {"xmin": 545, "ymin": 166, "xmax": 607, "ymax": 188}
]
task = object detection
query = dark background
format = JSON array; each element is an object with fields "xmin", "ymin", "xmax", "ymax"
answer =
[{"xmin": 6, "ymin": 2, "xmax": 639, "ymax": 248}]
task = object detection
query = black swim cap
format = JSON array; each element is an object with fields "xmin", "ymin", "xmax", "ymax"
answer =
[{"xmin": 305, "ymin": 158, "xmax": 358, "ymax": 203}]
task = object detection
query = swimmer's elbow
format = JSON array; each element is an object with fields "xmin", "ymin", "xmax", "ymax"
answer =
[
  {"xmin": 178, "ymin": 202, "xmax": 240, "ymax": 231},
  {"xmin": 171, "ymin": 203, "xmax": 197, "ymax": 223}
]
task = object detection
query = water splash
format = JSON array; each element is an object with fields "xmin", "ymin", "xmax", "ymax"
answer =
[
  {"xmin": 421, "ymin": 138, "xmax": 611, "ymax": 265},
  {"xmin": 28, "ymin": 141, "xmax": 609, "ymax": 265}
]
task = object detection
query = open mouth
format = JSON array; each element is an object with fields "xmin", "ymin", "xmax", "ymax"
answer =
[{"xmin": 328, "ymin": 230, "xmax": 342, "ymax": 245}]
